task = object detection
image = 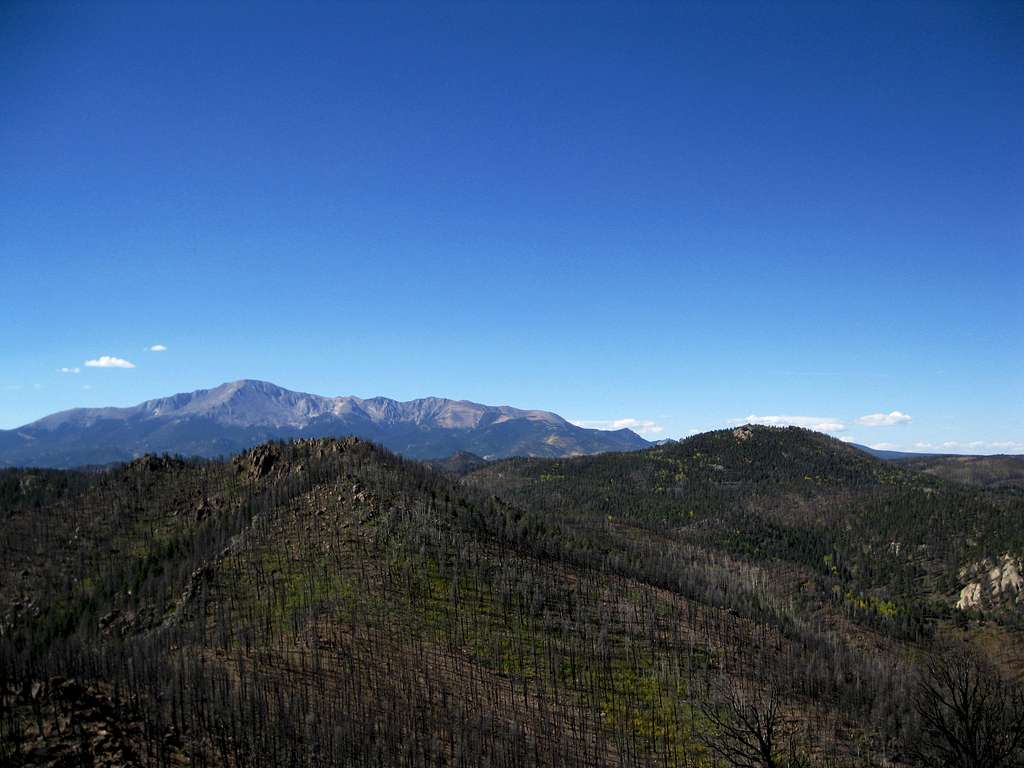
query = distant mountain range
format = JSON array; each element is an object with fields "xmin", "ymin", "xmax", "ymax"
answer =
[{"xmin": 0, "ymin": 380, "xmax": 650, "ymax": 468}]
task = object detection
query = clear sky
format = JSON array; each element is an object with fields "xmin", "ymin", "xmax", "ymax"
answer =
[{"xmin": 1, "ymin": 1, "xmax": 1022, "ymax": 453}]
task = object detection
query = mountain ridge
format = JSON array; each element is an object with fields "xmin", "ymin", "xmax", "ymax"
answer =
[
  {"xmin": 0, "ymin": 379, "xmax": 649, "ymax": 467},
  {"xmin": 26, "ymin": 379, "xmax": 575, "ymax": 431}
]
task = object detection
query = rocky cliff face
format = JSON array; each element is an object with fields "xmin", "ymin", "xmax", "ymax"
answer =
[{"xmin": 956, "ymin": 554, "xmax": 1024, "ymax": 611}]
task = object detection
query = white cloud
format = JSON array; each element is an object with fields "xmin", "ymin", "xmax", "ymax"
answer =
[
  {"xmin": 991, "ymin": 441, "xmax": 1024, "ymax": 451},
  {"xmin": 146, "ymin": 344, "xmax": 167, "ymax": 352},
  {"xmin": 856, "ymin": 411, "xmax": 912, "ymax": 427},
  {"xmin": 728, "ymin": 415, "xmax": 846, "ymax": 433},
  {"xmin": 84, "ymin": 356, "xmax": 136, "ymax": 369},
  {"xmin": 913, "ymin": 440, "xmax": 1024, "ymax": 454},
  {"xmin": 869, "ymin": 442, "xmax": 900, "ymax": 450},
  {"xmin": 574, "ymin": 418, "xmax": 665, "ymax": 436},
  {"xmin": 58, "ymin": 367, "xmax": 80, "ymax": 374}
]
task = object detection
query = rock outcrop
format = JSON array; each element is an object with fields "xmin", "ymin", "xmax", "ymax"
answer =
[
  {"xmin": 732, "ymin": 426, "xmax": 753, "ymax": 442},
  {"xmin": 1, "ymin": 677, "xmax": 187, "ymax": 766},
  {"xmin": 956, "ymin": 554, "xmax": 1024, "ymax": 611}
]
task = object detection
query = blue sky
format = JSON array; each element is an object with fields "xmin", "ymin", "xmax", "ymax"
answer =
[{"xmin": 1, "ymin": 1, "xmax": 1022, "ymax": 452}]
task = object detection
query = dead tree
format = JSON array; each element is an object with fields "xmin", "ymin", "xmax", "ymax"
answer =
[
  {"xmin": 697, "ymin": 673, "xmax": 796, "ymax": 768},
  {"xmin": 912, "ymin": 645, "xmax": 1024, "ymax": 768}
]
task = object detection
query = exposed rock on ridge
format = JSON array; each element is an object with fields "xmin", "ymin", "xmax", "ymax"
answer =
[{"xmin": 956, "ymin": 554, "xmax": 1024, "ymax": 610}]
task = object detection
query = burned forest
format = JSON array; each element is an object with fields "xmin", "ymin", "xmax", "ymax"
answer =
[{"xmin": 2, "ymin": 427, "xmax": 1024, "ymax": 766}]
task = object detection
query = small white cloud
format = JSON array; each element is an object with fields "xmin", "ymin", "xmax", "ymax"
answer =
[
  {"xmin": 574, "ymin": 418, "xmax": 665, "ymax": 436},
  {"xmin": 84, "ymin": 356, "xmax": 136, "ymax": 369},
  {"xmin": 869, "ymin": 442, "xmax": 900, "ymax": 450},
  {"xmin": 146, "ymin": 344, "xmax": 167, "ymax": 352},
  {"xmin": 58, "ymin": 367, "xmax": 80, "ymax": 374},
  {"xmin": 82, "ymin": 384, "xmax": 93, "ymax": 390},
  {"xmin": 728, "ymin": 415, "xmax": 846, "ymax": 433},
  {"xmin": 610, "ymin": 418, "xmax": 664, "ymax": 435},
  {"xmin": 856, "ymin": 411, "xmax": 912, "ymax": 427},
  {"xmin": 915, "ymin": 441, "xmax": 957, "ymax": 450}
]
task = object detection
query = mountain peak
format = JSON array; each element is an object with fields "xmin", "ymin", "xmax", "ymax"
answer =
[
  {"xmin": 1, "ymin": 381, "xmax": 649, "ymax": 467},
  {"xmin": 222, "ymin": 379, "xmax": 287, "ymax": 393}
]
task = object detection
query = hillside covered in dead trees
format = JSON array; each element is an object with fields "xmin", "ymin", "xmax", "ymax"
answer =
[{"xmin": 3, "ymin": 427, "xmax": 1024, "ymax": 767}]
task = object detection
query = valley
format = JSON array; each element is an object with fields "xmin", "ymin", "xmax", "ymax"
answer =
[{"xmin": 2, "ymin": 427, "xmax": 1023, "ymax": 766}]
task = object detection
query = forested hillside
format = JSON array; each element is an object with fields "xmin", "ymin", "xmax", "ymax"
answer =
[
  {"xmin": 892, "ymin": 453, "xmax": 1024, "ymax": 491},
  {"xmin": 467, "ymin": 427, "xmax": 1024, "ymax": 630},
  {"xmin": 2, "ymin": 428, "xmax": 1023, "ymax": 766}
]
